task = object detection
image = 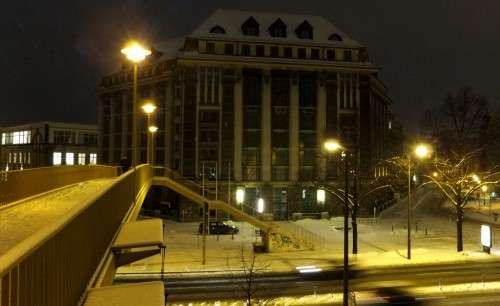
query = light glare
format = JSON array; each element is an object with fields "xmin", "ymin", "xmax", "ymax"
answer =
[
  {"xmin": 317, "ymin": 189, "xmax": 326, "ymax": 204},
  {"xmin": 236, "ymin": 188, "xmax": 245, "ymax": 204},
  {"xmin": 142, "ymin": 102, "xmax": 157, "ymax": 114},
  {"xmin": 257, "ymin": 198, "xmax": 264, "ymax": 213},
  {"xmin": 324, "ymin": 139, "xmax": 342, "ymax": 152},
  {"xmin": 121, "ymin": 41, "xmax": 151, "ymax": 63}
]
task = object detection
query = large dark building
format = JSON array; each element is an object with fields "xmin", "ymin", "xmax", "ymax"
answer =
[{"xmin": 99, "ymin": 10, "xmax": 392, "ymax": 220}]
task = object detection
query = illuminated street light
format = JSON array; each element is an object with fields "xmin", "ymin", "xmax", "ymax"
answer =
[
  {"xmin": 323, "ymin": 139, "xmax": 350, "ymax": 306},
  {"xmin": 432, "ymin": 171, "xmax": 438, "ymax": 177},
  {"xmin": 407, "ymin": 142, "xmax": 432, "ymax": 260},
  {"xmin": 324, "ymin": 139, "xmax": 342, "ymax": 152},
  {"xmin": 121, "ymin": 41, "xmax": 152, "ymax": 63},
  {"xmin": 481, "ymin": 185, "xmax": 488, "ymax": 192},
  {"xmin": 141, "ymin": 102, "xmax": 157, "ymax": 114},
  {"xmin": 141, "ymin": 101, "xmax": 157, "ymax": 165},
  {"xmin": 472, "ymin": 174, "xmax": 481, "ymax": 184},
  {"xmin": 414, "ymin": 144, "xmax": 431, "ymax": 159},
  {"xmin": 236, "ymin": 187, "xmax": 245, "ymax": 205},
  {"xmin": 148, "ymin": 126, "xmax": 158, "ymax": 133},
  {"xmin": 317, "ymin": 188, "xmax": 326, "ymax": 205},
  {"xmin": 121, "ymin": 40, "xmax": 152, "ymax": 167},
  {"xmin": 257, "ymin": 198, "xmax": 264, "ymax": 214}
]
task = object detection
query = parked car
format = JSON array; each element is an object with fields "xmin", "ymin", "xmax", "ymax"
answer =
[{"xmin": 198, "ymin": 221, "xmax": 239, "ymax": 235}]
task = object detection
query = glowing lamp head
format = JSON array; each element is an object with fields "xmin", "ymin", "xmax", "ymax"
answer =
[
  {"xmin": 414, "ymin": 144, "xmax": 431, "ymax": 159},
  {"xmin": 257, "ymin": 198, "xmax": 264, "ymax": 214},
  {"xmin": 236, "ymin": 187, "xmax": 245, "ymax": 205},
  {"xmin": 472, "ymin": 174, "xmax": 481, "ymax": 184},
  {"xmin": 317, "ymin": 189, "xmax": 326, "ymax": 205},
  {"xmin": 324, "ymin": 139, "xmax": 342, "ymax": 153},
  {"xmin": 481, "ymin": 185, "xmax": 488, "ymax": 192},
  {"xmin": 121, "ymin": 41, "xmax": 151, "ymax": 63},
  {"xmin": 148, "ymin": 126, "xmax": 158, "ymax": 133},
  {"xmin": 432, "ymin": 171, "xmax": 438, "ymax": 177},
  {"xmin": 142, "ymin": 102, "xmax": 157, "ymax": 114}
]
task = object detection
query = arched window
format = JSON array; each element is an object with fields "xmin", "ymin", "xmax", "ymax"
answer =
[
  {"xmin": 269, "ymin": 18, "xmax": 287, "ymax": 38},
  {"xmin": 328, "ymin": 33, "xmax": 342, "ymax": 41},
  {"xmin": 210, "ymin": 25, "xmax": 226, "ymax": 34},
  {"xmin": 295, "ymin": 20, "xmax": 313, "ymax": 39},
  {"xmin": 241, "ymin": 16, "xmax": 259, "ymax": 36}
]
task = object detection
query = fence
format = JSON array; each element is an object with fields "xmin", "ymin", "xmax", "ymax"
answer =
[
  {"xmin": 0, "ymin": 165, "xmax": 117, "ymax": 206},
  {"xmin": 276, "ymin": 221, "xmax": 327, "ymax": 250},
  {"xmin": 0, "ymin": 165, "xmax": 151, "ymax": 306}
]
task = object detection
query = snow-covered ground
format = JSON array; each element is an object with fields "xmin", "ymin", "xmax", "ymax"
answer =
[
  {"xmin": 118, "ymin": 189, "xmax": 500, "ymax": 276},
  {"xmin": 0, "ymin": 178, "xmax": 113, "ymax": 256}
]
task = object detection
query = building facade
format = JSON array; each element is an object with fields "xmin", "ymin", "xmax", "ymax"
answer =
[
  {"xmin": 0, "ymin": 122, "xmax": 98, "ymax": 169},
  {"xmin": 99, "ymin": 10, "xmax": 392, "ymax": 220}
]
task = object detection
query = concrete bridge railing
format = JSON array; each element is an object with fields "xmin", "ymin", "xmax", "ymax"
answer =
[
  {"xmin": 0, "ymin": 165, "xmax": 151, "ymax": 306},
  {"xmin": 0, "ymin": 165, "xmax": 118, "ymax": 206}
]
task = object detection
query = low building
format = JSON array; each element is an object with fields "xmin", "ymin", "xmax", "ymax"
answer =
[{"xmin": 0, "ymin": 122, "xmax": 98, "ymax": 169}]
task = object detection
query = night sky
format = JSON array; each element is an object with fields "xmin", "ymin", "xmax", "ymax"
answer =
[{"xmin": 2, "ymin": 0, "xmax": 499, "ymax": 132}]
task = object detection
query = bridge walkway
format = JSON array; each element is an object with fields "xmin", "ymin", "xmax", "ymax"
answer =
[{"xmin": 0, "ymin": 178, "xmax": 113, "ymax": 257}]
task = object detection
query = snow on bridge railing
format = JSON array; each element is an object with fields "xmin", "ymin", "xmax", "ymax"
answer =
[
  {"xmin": 0, "ymin": 165, "xmax": 118, "ymax": 205},
  {"xmin": 0, "ymin": 165, "xmax": 151, "ymax": 306}
]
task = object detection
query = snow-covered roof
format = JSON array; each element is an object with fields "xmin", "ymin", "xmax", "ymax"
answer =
[
  {"xmin": 188, "ymin": 9, "xmax": 363, "ymax": 47},
  {"xmin": 153, "ymin": 37, "xmax": 185, "ymax": 61}
]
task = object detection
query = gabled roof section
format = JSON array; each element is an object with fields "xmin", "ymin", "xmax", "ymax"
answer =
[
  {"xmin": 241, "ymin": 16, "xmax": 260, "ymax": 36},
  {"xmin": 188, "ymin": 9, "xmax": 362, "ymax": 47},
  {"xmin": 269, "ymin": 18, "xmax": 287, "ymax": 38},
  {"xmin": 295, "ymin": 20, "xmax": 313, "ymax": 39},
  {"xmin": 210, "ymin": 25, "xmax": 226, "ymax": 34}
]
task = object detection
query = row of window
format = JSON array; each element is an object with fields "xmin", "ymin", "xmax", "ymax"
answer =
[
  {"xmin": 53, "ymin": 131, "xmax": 98, "ymax": 145},
  {"xmin": 1, "ymin": 131, "xmax": 31, "ymax": 145},
  {"xmin": 211, "ymin": 17, "xmax": 327, "ymax": 41},
  {"xmin": 52, "ymin": 152, "xmax": 97, "ymax": 166},
  {"xmin": 205, "ymin": 42, "xmax": 354, "ymax": 62}
]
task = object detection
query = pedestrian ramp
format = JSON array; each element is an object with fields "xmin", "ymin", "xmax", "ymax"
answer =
[{"xmin": 152, "ymin": 172, "xmax": 319, "ymax": 251}]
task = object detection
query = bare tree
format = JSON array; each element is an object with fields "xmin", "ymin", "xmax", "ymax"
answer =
[
  {"xmin": 229, "ymin": 246, "xmax": 268, "ymax": 305},
  {"xmin": 421, "ymin": 152, "xmax": 500, "ymax": 252},
  {"xmin": 421, "ymin": 86, "xmax": 491, "ymax": 159}
]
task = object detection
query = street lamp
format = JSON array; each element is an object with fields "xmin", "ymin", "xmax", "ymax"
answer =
[
  {"xmin": 142, "ymin": 101, "xmax": 157, "ymax": 164},
  {"xmin": 257, "ymin": 198, "xmax": 265, "ymax": 214},
  {"xmin": 121, "ymin": 41, "xmax": 151, "ymax": 166},
  {"xmin": 236, "ymin": 187, "xmax": 245, "ymax": 207},
  {"xmin": 324, "ymin": 138, "xmax": 350, "ymax": 306},
  {"xmin": 407, "ymin": 143, "xmax": 431, "ymax": 260},
  {"xmin": 148, "ymin": 125, "xmax": 158, "ymax": 165},
  {"xmin": 316, "ymin": 188, "xmax": 326, "ymax": 205}
]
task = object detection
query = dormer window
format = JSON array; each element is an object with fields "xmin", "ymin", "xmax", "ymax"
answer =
[
  {"xmin": 328, "ymin": 33, "xmax": 342, "ymax": 41},
  {"xmin": 210, "ymin": 25, "xmax": 226, "ymax": 34},
  {"xmin": 269, "ymin": 18, "xmax": 287, "ymax": 38},
  {"xmin": 241, "ymin": 16, "xmax": 259, "ymax": 36},
  {"xmin": 295, "ymin": 20, "xmax": 313, "ymax": 39}
]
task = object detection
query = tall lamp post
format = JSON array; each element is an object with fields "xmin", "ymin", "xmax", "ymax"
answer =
[
  {"xmin": 324, "ymin": 139, "xmax": 350, "ymax": 306},
  {"xmin": 142, "ymin": 102, "xmax": 157, "ymax": 164},
  {"xmin": 121, "ymin": 41, "xmax": 151, "ymax": 166},
  {"xmin": 148, "ymin": 125, "xmax": 158, "ymax": 165},
  {"xmin": 407, "ymin": 143, "xmax": 431, "ymax": 260}
]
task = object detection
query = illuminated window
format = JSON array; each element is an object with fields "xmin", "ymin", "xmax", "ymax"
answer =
[
  {"xmin": 1, "ymin": 133, "xmax": 6, "ymax": 145},
  {"xmin": 65, "ymin": 152, "xmax": 74, "ymax": 165},
  {"xmin": 89, "ymin": 153, "xmax": 97, "ymax": 165},
  {"xmin": 78, "ymin": 153, "xmax": 86, "ymax": 165},
  {"xmin": 53, "ymin": 152, "xmax": 62, "ymax": 165}
]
